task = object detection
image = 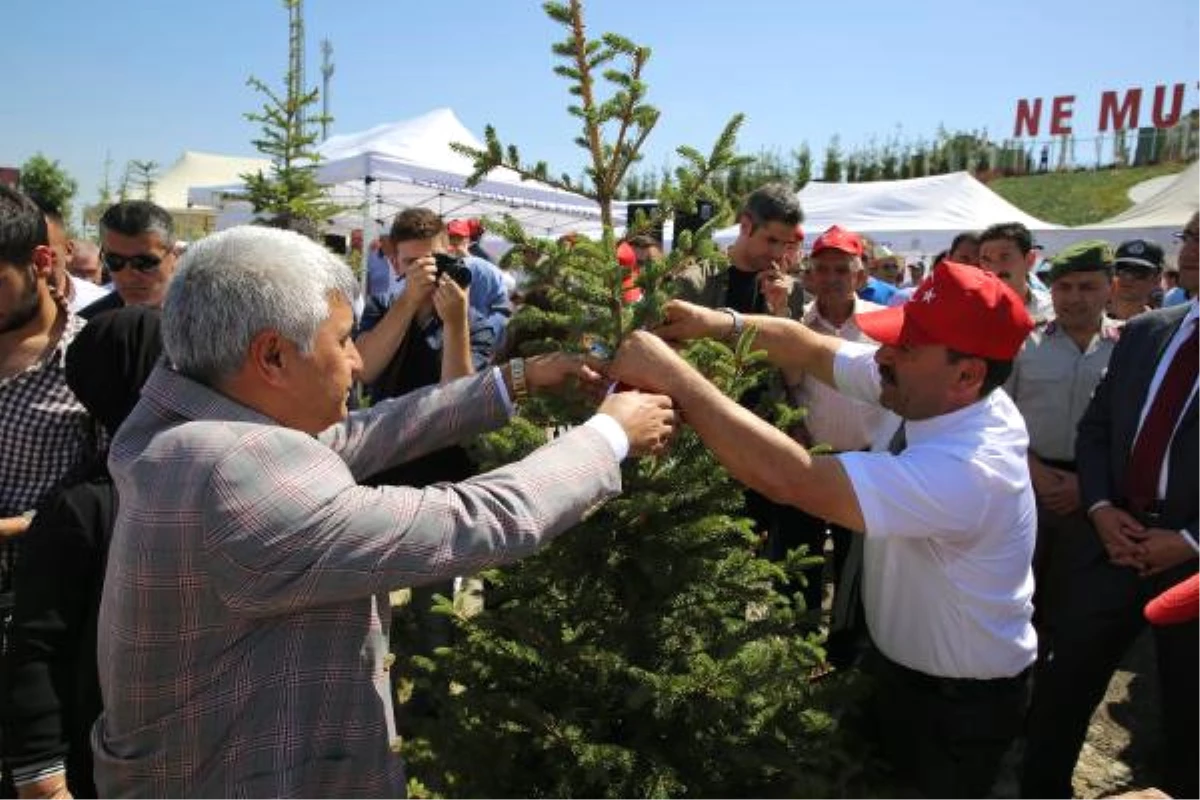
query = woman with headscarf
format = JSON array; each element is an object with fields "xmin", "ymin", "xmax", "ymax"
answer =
[{"xmin": 1, "ymin": 307, "xmax": 163, "ymax": 799}]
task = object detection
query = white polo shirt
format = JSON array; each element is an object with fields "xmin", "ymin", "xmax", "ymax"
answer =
[{"xmin": 833, "ymin": 342, "xmax": 1038, "ymax": 679}]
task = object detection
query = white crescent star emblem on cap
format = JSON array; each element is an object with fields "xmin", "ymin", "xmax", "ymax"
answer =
[{"xmin": 921, "ymin": 289, "xmax": 936, "ymax": 303}]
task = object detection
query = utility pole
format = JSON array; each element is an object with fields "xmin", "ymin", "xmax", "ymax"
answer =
[
  {"xmin": 320, "ymin": 38, "xmax": 334, "ymax": 141},
  {"xmin": 288, "ymin": 0, "xmax": 306, "ymax": 134}
]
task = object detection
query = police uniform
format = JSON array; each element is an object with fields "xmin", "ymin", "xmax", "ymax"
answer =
[
  {"xmin": 1007, "ymin": 239, "xmax": 1120, "ymax": 653},
  {"xmin": 1011, "ymin": 317, "xmax": 1123, "ymax": 468}
]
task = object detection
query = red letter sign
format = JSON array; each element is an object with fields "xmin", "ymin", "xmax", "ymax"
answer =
[
  {"xmin": 1151, "ymin": 83, "xmax": 1185, "ymax": 128},
  {"xmin": 1098, "ymin": 88, "xmax": 1142, "ymax": 132},
  {"xmin": 1050, "ymin": 95, "xmax": 1075, "ymax": 135},
  {"xmin": 1013, "ymin": 98, "xmax": 1042, "ymax": 137}
]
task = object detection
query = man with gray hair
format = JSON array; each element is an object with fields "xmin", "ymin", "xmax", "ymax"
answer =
[
  {"xmin": 91, "ymin": 225, "xmax": 676, "ymax": 798},
  {"xmin": 79, "ymin": 200, "xmax": 176, "ymax": 319}
]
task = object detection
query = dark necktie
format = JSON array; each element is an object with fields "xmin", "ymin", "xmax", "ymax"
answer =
[
  {"xmin": 1123, "ymin": 321, "xmax": 1198, "ymax": 512},
  {"xmin": 830, "ymin": 422, "xmax": 907, "ymax": 634}
]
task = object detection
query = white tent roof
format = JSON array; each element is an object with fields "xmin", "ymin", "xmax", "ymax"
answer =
[
  {"xmin": 190, "ymin": 108, "xmax": 618, "ymax": 238},
  {"xmin": 1032, "ymin": 162, "xmax": 1198, "ymax": 255},
  {"xmin": 716, "ymin": 171, "xmax": 1061, "ymax": 257},
  {"xmin": 150, "ymin": 151, "xmax": 272, "ymax": 211},
  {"xmin": 1092, "ymin": 161, "xmax": 1198, "ymax": 229}
]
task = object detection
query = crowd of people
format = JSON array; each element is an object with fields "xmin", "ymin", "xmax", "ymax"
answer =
[{"xmin": 0, "ymin": 178, "xmax": 1195, "ymax": 798}]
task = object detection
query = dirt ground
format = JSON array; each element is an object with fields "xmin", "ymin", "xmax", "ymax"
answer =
[
  {"xmin": 990, "ymin": 629, "xmax": 1164, "ymax": 799},
  {"xmin": 1067, "ymin": 629, "xmax": 1163, "ymax": 799}
]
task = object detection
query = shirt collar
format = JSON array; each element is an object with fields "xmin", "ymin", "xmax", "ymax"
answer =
[
  {"xmin": 804, "ymin": 296, "xmax": 872, "ymax": 330},
  {"xmin": 903, "ymin": 389, "xmax": 1005, "ymax": 448},
  {"xmin": 139, "ymin": 363, "xmax": 279, "ymax": 428},
  {"xmin": 1184, "ymin": 298, "xmax": 1199, "ymax": 328}
]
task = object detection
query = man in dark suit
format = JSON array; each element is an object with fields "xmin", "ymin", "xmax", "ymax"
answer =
[{"xmin": 1021, "ymin": 212, "xmax": 1199, "ymax": 799}]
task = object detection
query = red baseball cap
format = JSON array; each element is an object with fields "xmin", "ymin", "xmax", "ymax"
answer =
[
  {"xmin": 617, "ymin": 241, "xmax": 637, "ymax": 268},
  {"xmin": 810, "ymin": 225, "xmax": 863, "ymax": 257},
  {"xmin": 855, "ymin": 261, "xmax": 1034, "ymax": 361},
  {"xmin": 446, "ymin": 219, "xmax": 471, "ymax": 238},
  {"xmin": 1145, "ymin": 574, "xmax": 1199, "ymax": 626}
]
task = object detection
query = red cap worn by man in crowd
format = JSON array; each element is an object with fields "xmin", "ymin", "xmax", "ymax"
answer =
[
  {"xmin": 617, "ymin": 241, "xmax": 642, "ymax": 304},
  {"xmin": 810, "ymin": 225, "xmax": 864, "ymax": 258}
]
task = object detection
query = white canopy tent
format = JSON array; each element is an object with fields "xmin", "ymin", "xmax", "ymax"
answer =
[
  {"xmin": 1047, "ymin": 161, "xmax": 1199, "ymax": 255},
  {"xmin": 189, "ymin": 108, "xmax": 621, "ymax": 244},
  {"xmin": 714, "ymin": 171, "xmax": 1062, "ymax": 258},
  {"xmin": 151, "ymin": 151, "xmax": 272, "ymax": 211}
]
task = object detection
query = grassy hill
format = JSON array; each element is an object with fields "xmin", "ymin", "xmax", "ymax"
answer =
[{"xmin": 988, "ymin": 162, "xmax": 1191, "ymax": 226}]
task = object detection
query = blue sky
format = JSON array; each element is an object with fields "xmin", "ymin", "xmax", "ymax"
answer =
[{"xmin": 3, "ymin": 0, "xmax": 1197, "ymax": 223}]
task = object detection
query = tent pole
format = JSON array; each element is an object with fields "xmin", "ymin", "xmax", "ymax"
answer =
[{"xmin": 360, "ymin": 176, "xmax": 373, "ymax": 299}]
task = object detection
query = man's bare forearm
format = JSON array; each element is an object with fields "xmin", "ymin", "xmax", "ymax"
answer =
[{"xmin": 737, "ymin": 313, "xmax": 841, "ymax": 388}]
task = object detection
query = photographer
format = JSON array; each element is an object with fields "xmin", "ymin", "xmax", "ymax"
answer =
[
  {"xmin": 357, "ymin": 209, "xmax": 494, "ymax": 397},
  {"xmin": 354, "ymin": 209, "xmax": 499, "ymax": 723}
]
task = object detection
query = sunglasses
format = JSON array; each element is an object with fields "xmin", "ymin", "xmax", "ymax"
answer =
[
  {"xmin": 1115, "ymin": 265, "xmax": 1157, "ymax": 280},
  {"xmin": 101, "ymin": 251, "xmax": 166, "ymax": 273}
]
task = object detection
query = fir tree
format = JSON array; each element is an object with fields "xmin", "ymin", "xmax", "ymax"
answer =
[
  {"xmin": 822, "ymin": 136, "xmax": 843, "ymax": 183},
  {"xmin": 402, "ymin": 2, "xmax": 881, "ymax": 797},
  {"xmin": 240, "ymin": 0, "xmax": 340, "ymax": 237}
]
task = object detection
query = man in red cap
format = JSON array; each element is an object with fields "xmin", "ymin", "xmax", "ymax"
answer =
[
  {"xmin": 445, "ymin": 219, "xmax": 473, "ymax": 258},
  {"xmin": 616, "ymin": 241, "xmax": 643, "ymax": 304},
  {"xmin": 608, "ymin": 261, "xmax": 1038, "ymax": 798}
]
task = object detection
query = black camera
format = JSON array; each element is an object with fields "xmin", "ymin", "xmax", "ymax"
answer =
[{"xmin": 433, "ymin": 252, "xmax": 473, "ymax": 288}]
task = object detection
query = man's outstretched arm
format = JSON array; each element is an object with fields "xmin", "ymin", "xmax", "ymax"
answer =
[
  {"xmin": 610, "ymin": 330, "xmax": 866, "ymax": 532},
  {"xmin": 655, "ymin": 299, "xmax": 842, "ymax": 390}
]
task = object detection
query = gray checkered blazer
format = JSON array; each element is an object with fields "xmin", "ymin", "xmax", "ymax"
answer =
[{"xmin": 93, "ymin": 365, "xmax": 620, "ymax": 798}]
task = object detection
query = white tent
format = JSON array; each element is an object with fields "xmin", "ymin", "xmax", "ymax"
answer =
[
  {"xmin": 1004, "ymin": 162, "xmax": 1198, "ymax": 257},
  {"xmin": 715, "ymin": 171, "xmax": 1062, "ymax": 258},
  {"xmin": 1095, "ymin": 161, "xmax": 1198, "ymax": 229},
  {"xmin": 190, "ymin": 108, "xmax": 620, "ymax": 240},
  {"xmin": 151, "ymin": 151, "xmax": 272, "ymax": 211}
]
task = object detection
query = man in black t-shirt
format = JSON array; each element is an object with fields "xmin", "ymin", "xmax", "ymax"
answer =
[
  {"xmin": 674, "ymin": 182, "xmax": 805, "ymax": 318},
  {"xmin": 672, "ymin": 184, "xmax": 810, "ymax": 616}
]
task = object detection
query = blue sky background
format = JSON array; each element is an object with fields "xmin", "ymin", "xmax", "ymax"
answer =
[{"xmin": 3, "ymin": 0, "xmax": 1197, "ymax": 223}]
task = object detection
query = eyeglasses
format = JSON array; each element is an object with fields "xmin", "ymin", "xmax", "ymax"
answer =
[{"xmin": 101, "ymin": 251, "xmax": 165, "ymax": 273}]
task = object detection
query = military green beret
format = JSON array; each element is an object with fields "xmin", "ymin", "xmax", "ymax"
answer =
[{"xmin": 1047, "ymin": 240, "xmax": 1115, "ymax": 283}]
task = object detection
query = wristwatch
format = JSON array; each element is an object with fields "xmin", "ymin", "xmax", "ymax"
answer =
[
  {"xmin": 510, "ymin": 358, "xmax": 530, "ymax": 404},
  {"xmin": 716, "ymin": 307, "xmax": 744, "ymax": 340}
]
